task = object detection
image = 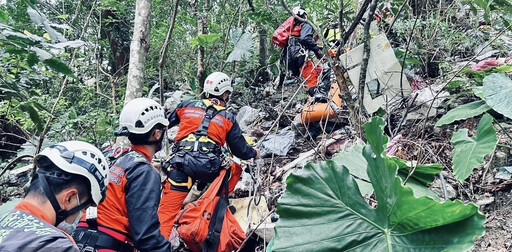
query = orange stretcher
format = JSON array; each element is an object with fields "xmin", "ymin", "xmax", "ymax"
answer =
[{"xmin": 300, "ymin": 82, "xmax": 343, "ymax": 124}]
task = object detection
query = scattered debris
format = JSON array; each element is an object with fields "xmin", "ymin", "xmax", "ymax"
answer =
[
  {"xmin": 339, "ymin": 34, "xmax": 411, "ymax": 114},
  {"xmin": 260, "ymin": 127, "xmax": 295, "ymax": 157},
  {"xmin": 495, "ymin": 167, "xmax": 512, "ymax": 180},
  {"xmin": 236, "ymin": 106, "xmax": 261, "ymax": 132},
  {"xmin": 469, "ymin": 57, "xmax": 511, "ymax": 71},
  {"xmin": 406, "ymin": 72, "xmax": 428, "ymax": 92},
  {"xmin": 476, "ymin": 193, "xmax": 495, "ymax": 206},
  {"xmin": 231, "ymin": 197, "xmax": 270, "ymax": 233},
  {"xmin": 1, "ymin": 164, "xmax": 31, "ymax": 186},
  {"xmin": 387, "ymin": 134, "xmax": 402, "ymax": 156}
]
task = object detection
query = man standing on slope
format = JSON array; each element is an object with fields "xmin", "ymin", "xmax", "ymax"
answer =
[
  {"xmin": 73, "ymin": 98, "xmax": 172, "ymax": 252},
  {"xmin": 158, "ymin": 72, "xmax": 260, "ymax": 239},
  {"xmin": 0, "ymin": 141, "xmax": 109, "ymax": 252},
  {"xmin": 283, "ymin": 6, "xmax": 332, "ymax": 102}
]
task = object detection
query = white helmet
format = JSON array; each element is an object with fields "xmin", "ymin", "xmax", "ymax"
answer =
[
  {"xmin": 292, "ymin": 6, "xmax": 307, "ymax": 17},
  {"xmin": 203, "ymin": 72, "xmax": 233, "ymax": 97},
  {"xmin": 118, "ymin": 98, "xmax": 169, "ymax": 135},
  {"xmin": 34, "ymin": 141, "xmax": 109, "ymax": 206}
]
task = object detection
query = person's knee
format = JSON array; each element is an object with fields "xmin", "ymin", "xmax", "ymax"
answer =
[{"xmin": 167, "ymin": 168, "xmax": 193, "ymax": 192}]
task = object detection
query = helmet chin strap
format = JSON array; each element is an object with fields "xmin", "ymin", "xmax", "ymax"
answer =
[
  {"xmin": 38, "ymin": 174, "xmax": 89, "ymax": 225},
  {"xmin": 136, "ymin": 129, "xmax": 166, "ymax": 148}
]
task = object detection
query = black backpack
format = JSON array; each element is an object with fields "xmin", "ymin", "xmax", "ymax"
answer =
[{"xmin": 167, "ymin": 104, "xmax": 224, "ymax": 183}]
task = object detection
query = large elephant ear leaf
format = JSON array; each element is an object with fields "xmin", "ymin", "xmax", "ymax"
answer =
[
  {"xmin": 482, "ymin": 73, "xmax": 512, "ymax": 119},
  {"xmin": 451, "ymin": 113, "xmax": 497, "ymax": 182},
  {"xmin": 435, "ymin": 100, "xmax": 490, "ymax": 127},
  {"xmin": 272, "ymin": 117, "xmax": 485, "ymax": 251}
]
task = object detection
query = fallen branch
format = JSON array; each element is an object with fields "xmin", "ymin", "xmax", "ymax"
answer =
[
  {"xmin": 235, "ymin": 209, "xmax": 275, "ymax": 252},
  {"xmin": 273, "ymin": 135, "xmax": 344, "ymax": 179},
  {"xmin": 0, "ymin": 155, "xmax": 33, "ymax": 178}
]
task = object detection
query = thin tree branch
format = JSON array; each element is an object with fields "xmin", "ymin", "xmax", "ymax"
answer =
[
  {"xmin": 337, "ymin": 0, "xmax": 371, "ymax": 54},
  {"xmin": 399, "ymin": 4, "xmax": 420, "ymax": 98},
  {"xmin": 158, "ymin": 0, "xmax": 180, "ymax": 105},
  {"xmin": 357, "ymin": 0, "xmax": 378, "ymax": 122},
  {"xmin": 220, "ymin": 0, "xmax": 244, "ymax": 71},
  {"xmin": 0, "ymin": 154, "xmax": 33, "ymax": 178},
  {"xmin": 235, "ymin": 209, "xmax": 275, "ymax": 252},
  {"xmin": 385, "ymin": 0, "xmax": 408, "ymax": 35}
]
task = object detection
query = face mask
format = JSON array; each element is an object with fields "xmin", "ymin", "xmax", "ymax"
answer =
[{"xmin": 57, "ymin": 195, "xmax": 83, "ymax": 235}]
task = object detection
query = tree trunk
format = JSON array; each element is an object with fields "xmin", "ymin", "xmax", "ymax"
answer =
[
  {"xmin": 124, "ymin": 0, "xmax": 152, "ymax": 104},
  {"xmin": 193, "ymin": 0, "xmax": 208, "ymax": 93},
  {"xmin": 101, "ymin": 10, "xmax": 131, "ymax": 76},
  {"xmin": 257, "ymin": 26, "xmax": 270, "ymax": 83}
]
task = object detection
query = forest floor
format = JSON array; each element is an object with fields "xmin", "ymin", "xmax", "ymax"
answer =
[
  {"xmin": 2, "ymin": 76, "xmax": 512, "ymax": 251},
  {"xmin": 231, "ymin": 76, "xmax": 512, "ymax": 251},
  {"xmin": 2, "ymin": 60, "xmax": 512, "ymax": 252}
]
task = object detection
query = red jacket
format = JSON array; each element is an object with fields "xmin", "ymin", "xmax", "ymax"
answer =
[{"xmin": 167, "ymin": 99, "xmax": 256, "ymax": 160}]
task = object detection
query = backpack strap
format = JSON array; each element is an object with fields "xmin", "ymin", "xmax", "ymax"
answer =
[
  {"xmin": 195, "ymin": 105, "xmax": 219, "ymax": 137},
  {"xmin": 202, "ymin": 168, "xmax": 231, "ymax": 252}
]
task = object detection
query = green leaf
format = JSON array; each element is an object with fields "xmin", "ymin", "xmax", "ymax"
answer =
[
  {"xmin": 481, "ymin": 73, "xmax": 512, "ymax": 119},
  {"xmin": 226, "ymin": 30, "xmax": 253, "ymax": 62},
  {"xmin": 26, "ymin": 6, "xmax": 45, "ymax": 25},
  {"xmin": 0, "ymin": 10, "xmax": 8, "ymax": 23},
  {"xmin": 473, "ymin": 86, "xmax": 484, "ymax": 99},
  {"xmin": 273, "ymin": 117, "xmax": 485, "ymax": 251},
  {"xmin": 19, "ymin": 101, "xmax": 43, "ymax": 132},
  {"xmin": 390, "ymin": 157, "xmax": 442, "ymax": 186},
  {"xmin": 451, "ymin": 113, "xmax": 497, "ymax": 182},
  {"xmin": 189, "ymin": 77, "xmax": 197, "ymax": 92},
  {"xmin": 333, "ymin": 144, "xmax": 440, "ymax": 197},
  {"xmin": 332, "ymin": 144, "xmax": 373, "ymax": 196},
  {"xmin": 48, "ymin": 40, "xmax": 85, "ymax": 49},
  {"xmin": 30, "ymin": 47, "xmax": 53, "ymax": 60},
  {"xmin": 5, "ymin": 48, "xmax": 27, "ymax": 55},
  {"xmin": 27, "ymin": 53, "xmax": 39, "ymax": 67},
  {"xmin": 496, "ymin": 65, "xmax": 512, "ymax": 72},
  {"xmin": 43, "ymin": 58, "xmax": 75, "ymax": 78},
  {"xmin": 397, "ymin": 173, "xmax": 440, "ymax": 199},
  {"xmin": 435, "ymin": 100, "xmax": 491, "ymax": 127},
  {"xmin": 188, "ymin": 33, "xmax": 220, "ymax": 47}
]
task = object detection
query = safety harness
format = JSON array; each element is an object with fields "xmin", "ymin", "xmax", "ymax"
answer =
[
  {"xmin": 175, "ymin": 101, "xmax": 224, "ymax": 154},
  {"xmin": 167, "ymin": 100, "xmax": 227, "ymax": 186},
  {"xmin": 74, "ymin": 224, "xmax": 133, "ymax": 252}
]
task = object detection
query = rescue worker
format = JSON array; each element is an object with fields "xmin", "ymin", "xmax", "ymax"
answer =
[
  {"xmin": 0, "ymin": 141, "xmax": 109, "ymax": 252},
  {"xmin": 158, "ymin": 72, "xmax": 260, "ymax": 239},
  {"xmin": 284, "ymin": 6, "xmax": 332, "ymax": 102},
  {"xmin": 72, "ymin": 98, "xmax": 172, "ymax": 252}
]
